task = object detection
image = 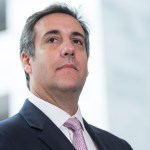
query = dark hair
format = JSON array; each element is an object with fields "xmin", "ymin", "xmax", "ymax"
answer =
[{"xmin": 20, "ymin": 3, "xmax": 90, "ymax": 90}]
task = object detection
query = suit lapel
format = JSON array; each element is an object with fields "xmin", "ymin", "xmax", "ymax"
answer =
[
  {"xmin": 83, "ymin": 119, "xmax": 107, "ymax": 150},
  {"xmin": 19, "ymin": 99, "xmax": 75, "ymax": 150},
  {"xmin": 39, "ymin": 121, "xmax": 75, "ymax": 150}
]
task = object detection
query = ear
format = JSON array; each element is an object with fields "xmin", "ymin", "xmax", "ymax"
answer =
[{"xmin": 20, "ymin": 52, "xmax": 32, "ymax": 74}]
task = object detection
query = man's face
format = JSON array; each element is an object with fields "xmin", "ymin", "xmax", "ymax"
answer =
[{"xmin": 26, "ymin": 13, "xmax": 88, "ymax": 93}]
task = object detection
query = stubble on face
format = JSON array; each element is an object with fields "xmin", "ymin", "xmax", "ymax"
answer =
[{"xmin": 30, "ymin": 13, "xmax": 88, "ymax": 100}]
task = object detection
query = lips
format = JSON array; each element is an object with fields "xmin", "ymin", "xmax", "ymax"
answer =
[{"xmin": 57, "ymin": 64, "xmax": 78, "ymax": 71}]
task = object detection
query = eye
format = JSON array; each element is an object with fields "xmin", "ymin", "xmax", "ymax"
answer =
[
  {"xmin": 48, "ymin": 37, "xmax": 58, "ymax": 43},
  {"xmin": 73, "ymin": 39, "xmax": 83, "ymax": 45}
]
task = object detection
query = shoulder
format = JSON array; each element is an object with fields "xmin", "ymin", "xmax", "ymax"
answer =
[
  {"xmin": 90, "ymin": 124, "xmax": 121, "ymax": 140},
  {"xmin": 90, "ymin": 124, "xmax": 133, "ymax": 149},
  {"xmin": 83, "ymin": 120, "xmax": 133, "ymax": 150},
  {"xmin": 0, "ymin": 113, "xmax": 26, "ymax": 139},
  {"xmin": 0, "ymin": 113, "xmax": 24, "ymax": 130},
  {"xmin": 0, "ymin": 113, "xmax": 25, "ymax": 148}
]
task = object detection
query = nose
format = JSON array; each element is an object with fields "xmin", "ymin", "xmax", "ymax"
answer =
[{"xmin": 61, "ymin": 41, "xmax": 75, "ymax": 58}]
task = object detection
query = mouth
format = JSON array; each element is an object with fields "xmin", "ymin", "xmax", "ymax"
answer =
[{"xmin": 57, "ymin": 64, "xmax": 78, "ymax": 71}]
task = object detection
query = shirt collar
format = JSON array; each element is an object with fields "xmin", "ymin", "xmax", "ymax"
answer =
[{"xmin": 28, "ymin": 92, "xmax": 85, "ymax": 130}]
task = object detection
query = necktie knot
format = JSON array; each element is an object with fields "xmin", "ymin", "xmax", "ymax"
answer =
[
  {"xmin": 64, "ymin": 117, "xmax": 82, "ymax": 132},
  {"xmin": 64, "ymin": 117, "xmax": 88, "ymax": 150}
]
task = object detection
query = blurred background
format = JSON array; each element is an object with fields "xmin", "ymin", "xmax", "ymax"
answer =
[{"xmin": 0, "ymin": 0, "xmax": 149, "ymax": 149}]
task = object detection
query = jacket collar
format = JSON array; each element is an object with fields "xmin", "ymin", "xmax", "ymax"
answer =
[
  {"xmin": 19, "ymin": 99, "xmax": 75, "ymax": 150},
  {"xmin": 83, "ymin": 119, "xmax": 107, "ymax": 150},
  {"xmin": 19, "ymin": 99, "xmax": 106, "ymax": 150}
]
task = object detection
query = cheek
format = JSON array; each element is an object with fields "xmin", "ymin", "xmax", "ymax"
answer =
[
  {"xmin": 84, "ymin": 58, "xmax": 89, "ymax": 77},
  {"xmin": 41, "ymin": 55, "xmax": 58, "ymax": 75},
  {"xmin": 31, "ymin": 55, "xmax": 48, "ymax": 74},
  {"xmin": 80, "ymin": 57, "xmax": 88, "ymax": 76}
]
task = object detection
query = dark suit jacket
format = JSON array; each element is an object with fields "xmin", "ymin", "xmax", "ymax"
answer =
[{"xmin": 0, "ymin": 99, "xmax": 133, "ymax": 150}]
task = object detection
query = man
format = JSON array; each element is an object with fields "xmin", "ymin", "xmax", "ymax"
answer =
[{"xmin": 0, "ymin": 3, "xmax": 133, "ymax": 150}]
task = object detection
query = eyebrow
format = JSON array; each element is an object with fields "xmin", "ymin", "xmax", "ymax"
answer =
[
  {"xmin": 72, "ymin": 32, "xmax": 85, "ymax": 39},
  {"xmin": 43, "ymin": 30, "xmax": 85, "ymax": 39},
  {"xmin": 44, "ymin": 30, "xmax": 59, "ymax": 37}
]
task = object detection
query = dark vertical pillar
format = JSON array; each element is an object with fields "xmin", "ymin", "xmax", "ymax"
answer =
[
  {"xmin": 0, "ymin": 0, "xmax": 6, "ymax": 31},
  {"xmin": 0, "ymin": 94, "xmax": 9, "ymax": 120}
]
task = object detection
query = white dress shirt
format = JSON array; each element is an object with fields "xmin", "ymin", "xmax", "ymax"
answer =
[{"xmin": 28, "ymin": 92, "xmax": 97, "ymax": 150}]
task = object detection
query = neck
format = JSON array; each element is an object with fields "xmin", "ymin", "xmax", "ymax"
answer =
[{"xmin": 31, "ymin": 87, "xmax": 81, "ymax": 116}]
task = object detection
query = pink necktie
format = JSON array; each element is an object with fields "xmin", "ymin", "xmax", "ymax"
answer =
[{"xmin": 64, "ymin": 117, "xmax": 88, "ymax": 150}]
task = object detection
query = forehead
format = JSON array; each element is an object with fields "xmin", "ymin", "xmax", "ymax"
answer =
[{"xmin": 34, "ymin": 13, "xmax": 85, "ymax": 35}]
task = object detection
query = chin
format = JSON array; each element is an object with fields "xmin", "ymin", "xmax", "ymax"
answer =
[
  {"xmin": 59, "ymin": 83, "xmax": 83, "ymax": 92},
  {"xmin": 56, "ymin": 77, "xmax": 86, "ymax": 92}
]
